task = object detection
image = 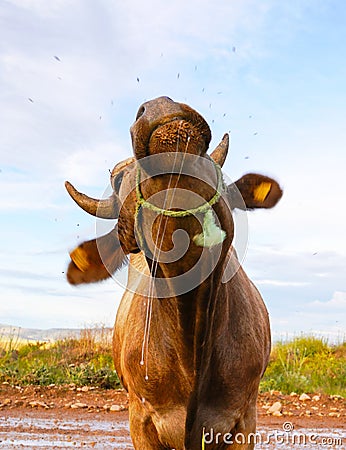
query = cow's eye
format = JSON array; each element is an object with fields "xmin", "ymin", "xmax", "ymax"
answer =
[{"xmin": 112, "ymin": 172, "xmax": 124, "ymax": 193}]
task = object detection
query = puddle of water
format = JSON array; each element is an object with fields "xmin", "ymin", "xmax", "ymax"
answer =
[
  {"xmin": 0, "ymin": 416, "xmax": 129, "ymax": 432},
  {"xmin": 0, "ymin": 435, "xmax": 133, "ymax": 450},
  {"xmin": 0, "ymin": 416, "xmax": 133, "ymax": 449},
  {"xmin": 0, "ymin": 416, "xmax": 344, "ymax": 449},
  {"xmin": 0, "ymin": 437, "xmax": 133, "ymax": 449},
  {"xmin": 0, "ymin": 434, "xmax": 78, "ymax": 448}
]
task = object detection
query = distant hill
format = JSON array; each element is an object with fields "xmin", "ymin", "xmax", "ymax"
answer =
[{"xmin": 0, "ymin": 324, "xmax": 82, "ymax": 343}]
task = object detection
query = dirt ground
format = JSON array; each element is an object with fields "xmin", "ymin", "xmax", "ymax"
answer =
[{"xmin": 0, "ymin": 383, "xmax": 344, "ymax": 449}]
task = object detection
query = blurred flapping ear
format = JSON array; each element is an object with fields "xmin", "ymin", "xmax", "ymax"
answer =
[
  {"xmin": 228, "ymin": 173, "xmax": 283, "ymax": 210},
  {"xmin": 67, "ymin": 225, "xmax": 127, "ymax": 285}
]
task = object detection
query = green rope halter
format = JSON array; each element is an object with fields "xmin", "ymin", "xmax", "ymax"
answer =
[{"xmin": 135, "ymin": 162, "xmax": 227, "ymax": 248}]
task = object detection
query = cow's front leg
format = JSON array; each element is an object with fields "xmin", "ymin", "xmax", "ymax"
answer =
[{"xmin": 129, "ymin": 392, "xmax": 168, "ymax": 450}]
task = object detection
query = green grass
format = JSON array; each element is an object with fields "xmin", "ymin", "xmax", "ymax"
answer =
[
  {"xmin": 0, "ymin": 326, "xmax": 120, "ymax": 389},
  {"xmin": 260, "ymin": 336, "xmax": 346, "ymax": 396},
  {"xmin": 0, "ymin": 330, "xmax": 344, "ymax": 395}
]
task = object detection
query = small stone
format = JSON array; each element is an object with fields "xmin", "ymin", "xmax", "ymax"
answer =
[
  {"xmin": 272, "ymin": 411, "xmax": 282, "ymax": 417},
  {"xmin": 328, "ymin": 412, "xmax": 340, "ymax": 417},
  {"xmin": 330, "ymin": 394, "xmax": 343, "ymax": 400},
  {"xmin": 70, "ymin": 402, "xmax": 88, "ymax": 409},
  {"xmin": 290, "ymin": 392, "xmax": 298, "ymax": 396},
  {"xmin": 299, "ymin": 393, "xmax": 311, "ymax": 401},
  {"xmin": 109, "ymin": 404, "xmax": 124, "ymax": 412},
  {"xmin": 305, "ymin": 410, "xmax": 311, "ymax": 416},
  {"xmin": 312, "ymin": 395, "xmax": 320, "ymax": 402},
  {"xmin": 29, "ymin": 401, "xmax": 48, "ymax": 408},
  {"xmin": 270, "ymin": 390, "xmax": 282, "ymax": 396},
  {"xmin": 81, "ymin": 386, "xmax": 89, "ymax": 392},
  {"xmin": 268, "ymin": 401, "xmax": 282, "ymax": 414}
]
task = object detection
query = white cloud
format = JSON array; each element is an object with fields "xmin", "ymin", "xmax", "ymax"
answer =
[
  {"xmin": 6, "ymin": 0, "xmax": 70, "ymax": 18},
  {"xmin": 244, "ymin": 245, "xmax": 346, "ymax": 291},
  {"xmin": 309, "ymin": 291, "xmax": 346, "ymax": 310},
  {"xmin": 0, "ymin": 265, "xmax": 124, "ymax": 329},
  {"xmin": 0, "ymin": 287, "xmax": 120, "ymax": 329},
  {"xmin": 0, "ymin": 177, "xmax": 58, "ymax": 210},
  {"xmin": 60, "ymin": 141, "xmax": 128, "ymax": 188}
]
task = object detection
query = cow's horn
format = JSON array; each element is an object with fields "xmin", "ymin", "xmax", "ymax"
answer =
[
  {"xmin": 210, "ymin": 133, "xmax": 229, "ymax": 167},
  {"xmin": 65, "ymin": 181, "xmax": 119, "ymax": 219}
]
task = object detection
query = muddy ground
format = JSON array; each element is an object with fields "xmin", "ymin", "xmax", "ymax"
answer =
[{"xmin": 0, "ymin": 384, "xmax": 344, "ymax": 449}]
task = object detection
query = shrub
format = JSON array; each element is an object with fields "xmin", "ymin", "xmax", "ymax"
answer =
[{"xmin": 260, "ymin": 336, "xmax": 346, "ymax": 395}]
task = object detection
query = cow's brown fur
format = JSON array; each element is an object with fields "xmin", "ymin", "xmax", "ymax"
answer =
[{"xmin": 66, "ymin": 97, "xmax": 282, "ymax": 449}]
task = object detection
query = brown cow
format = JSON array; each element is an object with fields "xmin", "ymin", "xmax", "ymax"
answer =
[{"xmin": 65, "ymin": 97, "xmax": 282, "ymax": 449}]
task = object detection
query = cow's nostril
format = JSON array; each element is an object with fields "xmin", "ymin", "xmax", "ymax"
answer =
[{"xmin": 136, "ymin": 105, "xmax": 145, "ymax": 120}]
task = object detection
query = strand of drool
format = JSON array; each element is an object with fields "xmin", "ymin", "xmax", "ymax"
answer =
[
  {"xmin": 143, "ymin": 134, "xmax": 192, "ymax": 379},
  {"xmin": 141, "ymin": 132, "xmax": 190, "ymax": 379},
  {"xmin": 140, "ymin": 125, "xmax": 182, "ymax": 372},
  {"xmin": 140, "ymin": 127, "xmax": 191, "ymax": 381}
]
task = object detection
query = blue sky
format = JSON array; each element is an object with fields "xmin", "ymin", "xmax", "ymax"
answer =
[{"xmin": 0, "ymin": 0, "xmax": 345, "ymax": 341}]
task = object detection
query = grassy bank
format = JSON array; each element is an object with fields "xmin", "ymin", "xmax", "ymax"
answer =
[
  {"xmin": 0, "ymin": 330, "xmax": 345, "ymax": 395},
  {"xmin": 0, "ymin": 327, "xmax": 120, "ymax": 389},
  {"xmin": 260, "ymin": 336, "xmax": 345, "ymax": 396}
]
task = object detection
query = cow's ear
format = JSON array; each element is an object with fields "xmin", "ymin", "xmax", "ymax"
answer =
[
  {"xmin": 228, "ymin": 173, "xmax": 283, "ymax": 210},
  {"xmin": 66, "ymin": 225, "xmax": 127, "ymax": 285}
]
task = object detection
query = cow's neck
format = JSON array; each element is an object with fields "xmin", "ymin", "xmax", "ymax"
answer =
[
  {"xmin": 158, "ymin": 259, "xmax": 225, "ymax": 375},
  {"xmin": 194, "ymin": 274, "xmax": 224, "ymax": 371}
]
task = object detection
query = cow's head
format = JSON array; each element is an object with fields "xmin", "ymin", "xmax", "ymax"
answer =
[{"xmin": 66, "ymin": 97, "xmax": 282, "ymax": 286}]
